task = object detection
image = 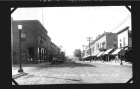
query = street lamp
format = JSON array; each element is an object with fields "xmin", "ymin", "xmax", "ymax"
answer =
[{"xmin": 18, "ymin": 25, "xmax": 24, "ymax": 73}]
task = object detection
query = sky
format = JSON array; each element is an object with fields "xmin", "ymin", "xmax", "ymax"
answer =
[{"xmin": 11, "ymin": 6, "xmax": 131, "ymax": 56}]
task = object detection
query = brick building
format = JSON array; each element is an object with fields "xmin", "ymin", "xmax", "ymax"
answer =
[
  {"xmin": 12, "ymin": 20, "xmax": 53, "ymax": 64},
  {"xmin": 83, "ymin": 32, "xmax": 118, "ymax": 59}
]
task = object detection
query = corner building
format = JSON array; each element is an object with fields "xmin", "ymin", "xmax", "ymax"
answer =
[{"xmin": 12, "ymin": 20, "xmax": 51, "ymax": 64}]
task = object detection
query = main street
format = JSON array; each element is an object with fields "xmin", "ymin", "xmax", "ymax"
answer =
[{"xmin": 13, "ymin": 60, "xmax": 132, "ymax": 84}]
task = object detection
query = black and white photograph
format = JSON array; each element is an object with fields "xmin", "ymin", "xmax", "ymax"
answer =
[{"xmin": 11, "ymin": 5, "xmax": 132, "ymax": 85}]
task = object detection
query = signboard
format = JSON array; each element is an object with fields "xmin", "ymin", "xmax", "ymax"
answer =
[
  {"xmin": 21, "ymin": 32, "xmax": 26, "ymax": 42},
  {"xmin": 21, "ymin": 33, "xmax": 26, "ymax": 38}
]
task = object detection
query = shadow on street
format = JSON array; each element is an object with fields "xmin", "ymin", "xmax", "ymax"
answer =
[
  {"xmin": 24, "ymin": 74, "xmax": 83, "ymax": 82},
  {"xmin": 12, "ymin": 61, "xmax": 96, "ymax": 68}
]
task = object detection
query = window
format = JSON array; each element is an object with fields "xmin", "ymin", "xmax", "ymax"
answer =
[
  {"xmin": 102, "ymin": 42, "xmax": 105, "ymax": 49},
  {"xmin": 123, "ymin": 37, "xmax": 125, "ymax": 47},
  {"xmin": 120, "ymin": 43, "xmax": 122, "ymax": 48},
  {"xmin": 92, "ymin": 47, "xmax": 94, "ymax": 53}
]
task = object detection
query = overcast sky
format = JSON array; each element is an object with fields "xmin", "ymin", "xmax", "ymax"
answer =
[{"xmin": 11, "ymin": 6, "xmax": 131, "ymax": 56}]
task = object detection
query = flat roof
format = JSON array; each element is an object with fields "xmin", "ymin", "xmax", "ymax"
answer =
[{"xmin": 13, "ymin": 20, "xmax": 48, "ymax": 34}]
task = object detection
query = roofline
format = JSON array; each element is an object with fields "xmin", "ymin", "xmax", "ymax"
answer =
[
  {"xmin": 117, "ymin": 26, "xmax": 129, "ymax": 35},
  {"xmin": 91, "ymin": 32, "xmax": 113, "ymax": 45},
  {"xmin": 13, "ymin": 20, "xmax": 48, "ymax": 34}
]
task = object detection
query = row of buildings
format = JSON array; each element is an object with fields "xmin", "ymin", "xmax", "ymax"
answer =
[
  {"xmin": 83, "ymin": 26, "xmax": 132, "ymax": 62},
  {"xmin": 11, "ymin": 19, "xmax": 61, "ymax": 64}
]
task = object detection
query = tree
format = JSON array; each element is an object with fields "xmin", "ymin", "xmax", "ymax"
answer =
[
  {"xmin": 60, "ymin": 51, "xmax": 66, "ymax": 61},
  {"xmin": 73, "ymin": 49, "xmax": 82, "ymax": 60}
]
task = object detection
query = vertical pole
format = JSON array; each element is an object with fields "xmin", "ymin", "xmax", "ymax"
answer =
[
  {"xmin": 88, "ymin": 37, "xmax": 91, "ymax": 62},
  {"xmin": 82, "ymin": 45, "xmax": 84, "ymax": 61},
  {"xmin": 120, "ymin": 48, "xmax": 123, "ymax": 65},
  {"xmin": 19, "ymin": 30, "xmax": 21, "ymax": 69},
  {"xmin": 18, "ymin": 29, "xmax": 23, "ymax": 73},
  {"xmin": 87, "ymin": 37, "xmax": 92, "ymax": 62},
  {"xmin": 42, "ymin": 7, "xmax": 44, "ymax": 26},
  {"xmin": 108, "ymin": 54, "xmax": 109, "ymax": 62}
]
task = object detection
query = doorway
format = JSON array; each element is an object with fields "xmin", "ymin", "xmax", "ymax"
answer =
[{"xmin": 27, "ymin": 47, "xmax": 34, "ymax": 61}]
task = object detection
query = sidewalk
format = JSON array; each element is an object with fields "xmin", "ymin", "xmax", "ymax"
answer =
[
  {"xmin": 84, "ymin": 60, "xmax": 132, "ymax": 66},
  {"xmin": 12, "ymin": 62, "xmax": 51, "ymax": 78}
]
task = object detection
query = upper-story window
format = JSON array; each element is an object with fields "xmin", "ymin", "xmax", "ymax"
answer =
[
  {"xmin": 39, "ymin": 35, "xmax": 43, "ymax": 44},
  {"xmin": 102, "ymin": 42, "xmax": 105, "ymax": 49},
  {"xmin": 123, "ymin": 37, "xmax": 125, "ymax": 47},
  {"xmin": 92, "ymin": 47, "xmax": 94, "ymax": 53}
]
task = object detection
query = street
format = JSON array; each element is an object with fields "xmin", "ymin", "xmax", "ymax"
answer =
[{"xmin": 13, "ymin": 61, "xmax": 132, "ymax": 84}]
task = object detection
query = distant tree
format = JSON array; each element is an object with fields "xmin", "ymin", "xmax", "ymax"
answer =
[
  {"xmin": 60, "ymin": 51, "xmax": 66, "ymax": 61},
  {"xmin": 73, "ymin": 49, "xmax": 82, "ymax": 60}
]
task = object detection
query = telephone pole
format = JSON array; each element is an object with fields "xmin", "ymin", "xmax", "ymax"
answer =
[
  {"xmin": 87, "ymin": 37, "xmax": 92, "ymax": 62},
  {"xmin": 42, "ymin": 7, "xmax": 44, "ymax": 26},
  {"xmin": 82, "ymin": 45, "xmax": 85, "ymax": 61}
]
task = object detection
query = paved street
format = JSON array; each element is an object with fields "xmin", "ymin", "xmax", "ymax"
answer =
[{"xmin": 13, "ymin": 61, "xmax": 132, "ymax": 85}]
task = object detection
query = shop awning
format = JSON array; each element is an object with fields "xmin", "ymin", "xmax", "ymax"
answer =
[
  {"xmin": 97, "ymin": 51, "xmax": 104, "ymax": 57},
  {"xmin": 102, "ymin": 48, "xmax": 113, "ymax": 55},
  {"xmin": 111, "ymin": 48, "xmax": 121, "ymax": 55},
  {"xmin": 92, "ymin": 51, "xmax": 100, "ymax": 56}
]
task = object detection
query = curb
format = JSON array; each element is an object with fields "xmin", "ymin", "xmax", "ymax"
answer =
[
  {"xmin": 84, "ymin": 61, "xmax": 132, "ymax": 66},
  {"xmin": 12, "ymin": 72, "xmax": 28, "ymax": 79},
  {"xmin": 94, "ymin": 62, "xmax": 132, "ymax": 66}
]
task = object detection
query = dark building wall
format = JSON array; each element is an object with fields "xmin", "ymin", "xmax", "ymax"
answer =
[
  {"xmin": 36, "ymin": 22, "xmax": 50, "ymax": 62},
  {"xmin": 106, "ymin": 33, "xmax": 118, "ymax": 49},
  {"xmin": 12, "ymin": 20, "xmax": 59, "ymax": 64},
  {"xmin": 12, "ymin": 21, "xmax": 38, "ymax": 64}
]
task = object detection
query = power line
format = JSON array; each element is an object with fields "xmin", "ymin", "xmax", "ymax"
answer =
[
  {"xmin": 110, "ymin": 14, "xmax": 130, "ymax": 32},
  {"xmin": 112, "ymin": 17, "xmax": 131, "ymax": 33},
  {"xmin": 110, "ymin": 14, "xmax": 131, "ymax": 32},
  {"xmin": 109, "ymin": 14, "xmax": 131, "ymax": 32}
]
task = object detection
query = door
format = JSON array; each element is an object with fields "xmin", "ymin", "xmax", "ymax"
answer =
[{"xmin": 27, "ymin": 47, "xmax": 34, "ymax": 61}]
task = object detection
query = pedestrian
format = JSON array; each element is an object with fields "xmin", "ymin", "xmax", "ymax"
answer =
[{"xmin": 115, "ymin": 55, "xmax": 119, "ymax": 63}]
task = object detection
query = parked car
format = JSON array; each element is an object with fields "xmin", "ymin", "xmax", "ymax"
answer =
[{"xmin": 51, "ymin": 57, "xmax": 58, "ymax": 65}]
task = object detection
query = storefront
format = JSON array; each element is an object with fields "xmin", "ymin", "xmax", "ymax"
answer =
[
  {"xmin": 111, "ymin": 48, "xmax": 121, "ymax": 62},
  {"xmin": 102, "ymin": 48, "xmax": 116, "ymax": 62},
  {"xmin": 96, "ymin": 51, "xmax": 105, "ymax": 61}
]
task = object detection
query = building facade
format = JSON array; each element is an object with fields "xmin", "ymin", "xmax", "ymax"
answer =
[
  {"xmin": 116, "ymin": 26, "xmax": 132, "ymax": 62},
  {"xmin": 83, "ymin": 32, "xmax": 118, "ymax": 59},
  {"xmin": 91, "ymin": 32, "xmax": 117, "ymax": 56},
  {"xmin": 12, "ymin": 20, "xmax": 54, "ymax": 64},
  {"xmin": 117, "ymin": 26, "xmax": 132, "ymax": 48}
]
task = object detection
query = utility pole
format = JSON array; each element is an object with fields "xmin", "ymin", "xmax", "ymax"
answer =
[
  {"xmin": 59, "ymin": 45, "xmax": 62, "ymax": 60},
  {"xmin": 82, "ymin": 45, "xmax": 85, "ymax": 61},
  {"xmin": 42, "ymin": 7, "xmax": 44, "ymax": 26},
  {"xmin": 87, "ymin": 37, "xmax": 92, "ymax": 62}
]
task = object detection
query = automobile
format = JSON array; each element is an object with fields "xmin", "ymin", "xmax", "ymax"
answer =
[{"xmin": 51, "ymin": 57, "xmax": 58, "ymax": 65}]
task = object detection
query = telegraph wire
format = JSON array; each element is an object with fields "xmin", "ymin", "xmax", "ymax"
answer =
[{"xmin": 109, "ymin": 14, "xmax": 131, "ymax": 33}]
